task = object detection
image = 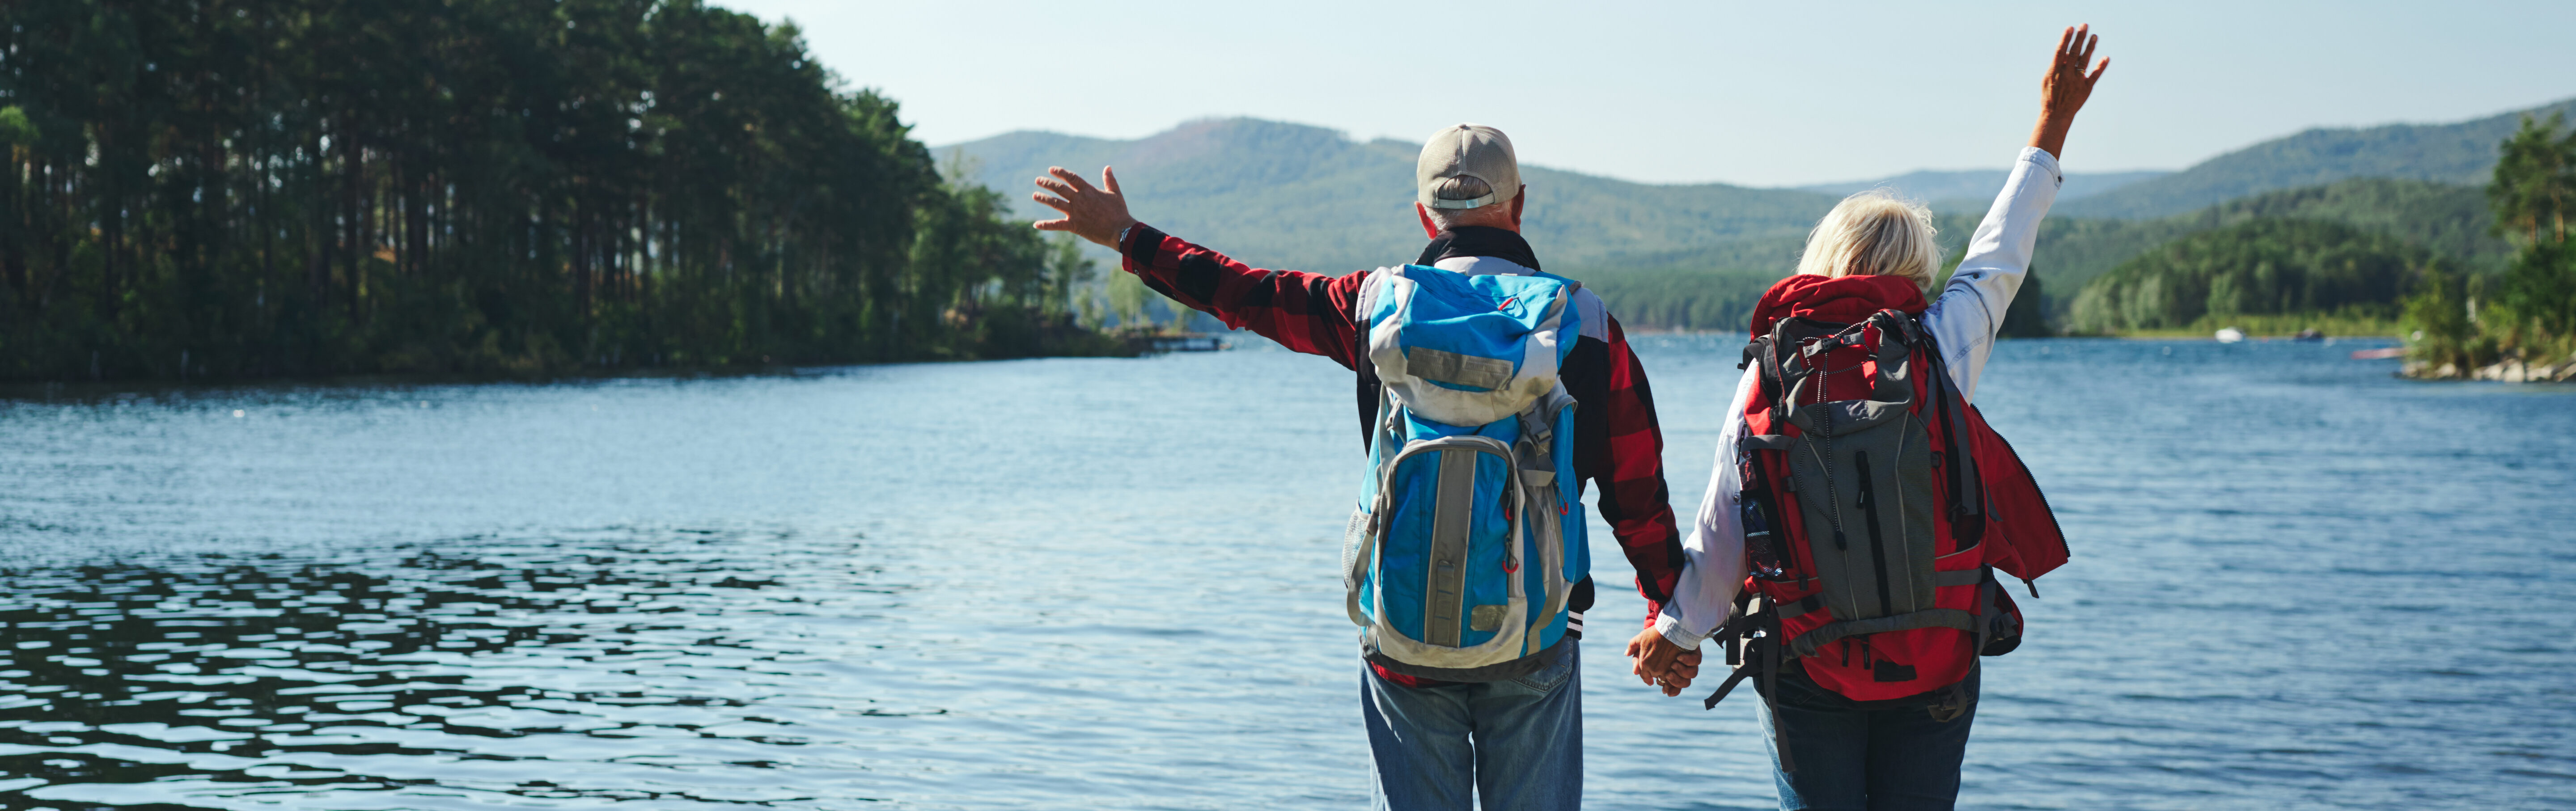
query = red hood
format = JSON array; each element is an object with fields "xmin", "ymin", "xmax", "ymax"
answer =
[{"xmin": 1748, "ymin": 274, "xmax": 1927, "ymax": 338}]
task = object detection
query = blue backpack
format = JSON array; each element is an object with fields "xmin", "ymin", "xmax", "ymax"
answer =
[{"xmin": 1342, "ymin": 264, "xmax": 1589, "ymax": 680}]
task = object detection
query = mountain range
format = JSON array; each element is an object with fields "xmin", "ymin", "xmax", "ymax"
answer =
[
  {"xmin": 940, "ymin": 95, "xmax": 2572, "ymax": 329},
  {"xmin": 2055, "ymin": 97, "xmax": 2576, "ymax": 220},
  {"xmin": 946, "ymin": 120, "xmax": 1839, "ymax": 274}
]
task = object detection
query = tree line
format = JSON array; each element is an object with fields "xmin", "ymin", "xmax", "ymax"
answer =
[
  {"xmin": 2402, "ymin": 113, "xmax": 2576, "ymax": 375},
  {"xmin": 0, "ymin": 0, "xmax": 1115, "ymax": 384},
  {"xmin": 2059, "ymin": 114, "xmax": 2576, "ymax": 342},
  {"xmin": 2065, "ymin": 218, "xmax": 2433, "ymax": 334}
]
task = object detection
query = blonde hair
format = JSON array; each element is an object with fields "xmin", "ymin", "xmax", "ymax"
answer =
[{"xmin": 1794, "ymin": 190, "xmax": 1940, "ymax": 292}]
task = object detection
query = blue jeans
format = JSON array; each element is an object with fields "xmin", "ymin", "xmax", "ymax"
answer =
[
  {"xmin": 1360, "ymin": 644, "xmax": 1581, "ymax": 811},
  {"xmin": 1755, "ymin": 664, "xmax": 1978, "ymax": 811}
]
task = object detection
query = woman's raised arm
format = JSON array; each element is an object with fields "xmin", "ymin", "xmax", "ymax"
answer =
[{"xmin": 1924, "ymin": 26, "xmax": 2110, "ymax": 401}]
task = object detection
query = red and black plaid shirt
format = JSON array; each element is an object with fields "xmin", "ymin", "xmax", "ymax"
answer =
[{"xmin": 1117, "ymin": 224, "xmax": 1685, "ymax": 636}]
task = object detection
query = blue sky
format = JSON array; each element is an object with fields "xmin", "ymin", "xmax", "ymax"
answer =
[{"xmin": 716, "ymin": 0, "xmax": 2576, "ymax": 187}]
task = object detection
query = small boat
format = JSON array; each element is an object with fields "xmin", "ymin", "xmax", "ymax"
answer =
[
  {"xmin": 2292, "ymin": 328, "xmax": 2325, "ymax": 342},
  {"xmin": 2215, "ymin": 327, "xmax": 2246, "ymax": 344},
  {"xmin": 2350, "ymin": 347, "xmax": 2406, "ymax": 360}
]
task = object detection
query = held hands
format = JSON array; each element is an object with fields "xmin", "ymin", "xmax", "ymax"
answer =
[
  {"xmin": 1625, "ymin": 627, "xmax": 1703, "ymax": 697},
  {"xmin": 1031, "ymin": 166, "xmax": 1139, "ymax": 249},
  {"xmin": 2029, "ymin": 24, "xmax": 2110, "ymax": 159}
]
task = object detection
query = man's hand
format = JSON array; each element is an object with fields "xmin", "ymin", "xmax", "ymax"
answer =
[
  {"xmin": 1032, "ymin": 166, "xmax": 1139, "ymax": 249},
  {"xmin": 1626, "ymin": 627, "xmax": 1703, "ymax": 697},
  {"xmin": 2029, "ymin": 24, "xmax": 2109, "ymax": 159}
]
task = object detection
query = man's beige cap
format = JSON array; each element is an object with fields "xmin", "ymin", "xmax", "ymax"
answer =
[{"xmin": 1417, "ymin": 124, "xmax": 1520, "ymax": 210}]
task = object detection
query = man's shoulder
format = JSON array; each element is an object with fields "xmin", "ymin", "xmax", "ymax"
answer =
[{"xmin": 1562, "ymin": 285, "xmax": 1612, "ymax": 343}]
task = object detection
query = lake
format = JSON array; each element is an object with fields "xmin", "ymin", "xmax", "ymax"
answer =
[{"xmin": 0, "ymin": 336, "xmax": 2569, "ymax": 810}]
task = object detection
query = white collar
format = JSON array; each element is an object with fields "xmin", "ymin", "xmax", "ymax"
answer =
[{"xmin": 1432, "ymin": 255, "xmax": 1536, "ymax": 278}]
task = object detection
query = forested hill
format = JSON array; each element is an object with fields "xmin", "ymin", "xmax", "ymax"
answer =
[
  {"xmin": 2013, "ymin": 177, "xmax": 2506, "ymax": 304},
  {"xmin": 2055, "ymin": 97, "xmax": 2576, "ymax": 220},
  {"xmin": 0, "ymin": 0, "xmax": 1110, "ymax": 383},
  {"xmin": 2066, "ymin": 219, "xmax": 2433, "ymax": 334},
  {"xmin": 944, "ymin": 119, "xmax": 1844, "ymax": 272}
]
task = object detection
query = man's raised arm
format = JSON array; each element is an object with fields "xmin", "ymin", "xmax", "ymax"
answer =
[{"xmin": 1034, "ymin": 166, "xmax": 1370, "ymax": 368}]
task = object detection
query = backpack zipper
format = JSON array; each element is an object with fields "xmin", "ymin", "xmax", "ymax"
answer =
[{"xmin": 1855, "ymin": 448, "xmax": 1894, "ymax": 617}]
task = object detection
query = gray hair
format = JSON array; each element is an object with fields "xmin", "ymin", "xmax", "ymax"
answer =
[{"xmin": 1424, "ymin": 175, "xmax": 1508, "ymax": 229}]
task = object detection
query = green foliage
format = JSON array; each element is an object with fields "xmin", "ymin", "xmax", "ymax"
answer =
[
  {"xmin": 1106, "ymin": 264, "xmax": 1149, "ymax": 331},
  {"xmin": 2068, "ymin": 219, "xmax": 2432, "ymax": 333},
  {"xmin": 1579, "ymin": 267, "xmax": 1784, "ymax": 336},
  {"xmin": 2398, "ymin": 114, "xmax": 2576, "ymax": 373},
  {"xmin": 1997, "ymin": 270, "xmax": 2052, "ymax": 337},
  {"xmin": 0, "ymin": 0, "xmax": 1115, "ymax": 382},
  {"xmin": 2489, "ymin": 114, "xmax": 2576, "ymax": 245},
  {"xmin": 2400, "ymin": 267, "xmax": 2494, "ymax": 372},
  {"xmin": 0, "ymin": 106, "xmax": 32, "ymax": 146},
  {"xmin": 2032, "ymin": 177, "xmax": 2507, "ymax": 312},
  {"xmin": 2058, "ymin": 97, "xmax": 2576, "ymax": 220}
]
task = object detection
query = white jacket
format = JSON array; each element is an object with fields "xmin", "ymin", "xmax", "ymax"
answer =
[{"xmin": 1654, "ymin": 147, "xmax": 2063, "ymax": 648}]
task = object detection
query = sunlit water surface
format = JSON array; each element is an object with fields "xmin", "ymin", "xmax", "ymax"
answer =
[{"xmin": 0, "ymin": 337, "xmax": 2569, "ymax": 810}]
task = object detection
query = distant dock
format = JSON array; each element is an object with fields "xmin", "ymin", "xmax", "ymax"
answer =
[{"xmin": 1139, "ymin": 334, "xmax": 1230, "ymax": 353}]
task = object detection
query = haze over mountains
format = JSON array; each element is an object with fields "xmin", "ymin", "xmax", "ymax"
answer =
[
  {"xmin": 941, "ymin": 95, "xmax": 2573, "ymax": 330},
  {"xmin": 1795, "ymin": 169, "xmax": 2172, "ymax": 210}
]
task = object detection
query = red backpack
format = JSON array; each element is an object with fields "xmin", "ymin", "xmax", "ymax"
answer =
[{"xmin": 1701, "ymin": 275, "xmax": 2068, "ymax": 768}]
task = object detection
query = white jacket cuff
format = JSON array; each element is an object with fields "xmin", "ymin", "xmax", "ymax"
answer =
[
  {"xmin": 2019, "ymin": 145, "xmax": 2063, "ymax": 181},
  {"xmin": 1654, "ymin": 610, "xmax": 1703, "ymax": 650}
]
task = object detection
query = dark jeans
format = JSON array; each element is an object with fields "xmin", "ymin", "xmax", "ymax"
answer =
[{"xmin": 1754, "ymin": 664, "xmax": 1978, "ymax": 811}]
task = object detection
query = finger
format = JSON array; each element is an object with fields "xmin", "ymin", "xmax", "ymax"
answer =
[
  {"xmin": 1050, "ymin": 166, "xmax": 1099, "ymax": 195},
  {"xmin": 2072, "ymin": 24, "xmax": 2089, "ymax": 57},
  {"xmin": 2089, "ymin": 57, "xmax": 2110, "ymax": 83},
  {"xmin": 2057, "ymin": 25, "xmax": 2074, "ymax": 56},
  {"xmin": 2080, "ymin": 32, "xmax": 2098, "ymax": 64},
  {"xmin": 1032, "ymin": 193, "xmax": 1072, "ymax": 213},
  {"xmin": 1033, "ymin": 217, "xmax": 1071, "ymax": 231},
  {"xmin": 1102, "ymin": 165, "xmax": 1122, "ymax": 195},
  {"xmin": 1034, "ymin": 177, "xmax": 1075, "ymax": 197}
]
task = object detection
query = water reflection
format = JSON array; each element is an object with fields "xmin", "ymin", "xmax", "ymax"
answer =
[{"xmin": 0, "ymin": 528, "xmax": 915, "ymax": 807}]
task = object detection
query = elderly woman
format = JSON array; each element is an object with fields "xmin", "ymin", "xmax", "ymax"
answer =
[{"xmin": 1638, "ymin": 25, "xmax": 2108, "ymax": 811}]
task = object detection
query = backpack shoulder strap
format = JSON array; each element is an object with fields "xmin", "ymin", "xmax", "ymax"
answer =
[{"xmin": 1915, "ymin": 329, "xmax": 1987, "ymax": 541}]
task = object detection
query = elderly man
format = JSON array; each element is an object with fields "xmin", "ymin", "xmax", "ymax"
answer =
[{"xmin": 1030, "ymin": 125, "xmax": 1695, "ymax": 809}]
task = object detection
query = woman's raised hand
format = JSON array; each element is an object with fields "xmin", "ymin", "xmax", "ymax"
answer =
[{"xmin": 2029, "ymin": 25, "xmax": 2109, "ymax": 159}]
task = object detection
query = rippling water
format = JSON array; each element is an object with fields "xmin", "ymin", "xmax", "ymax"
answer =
[{"xmin": 0, "ymin": 337, "xmax": 2569, "ymax": 810}]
